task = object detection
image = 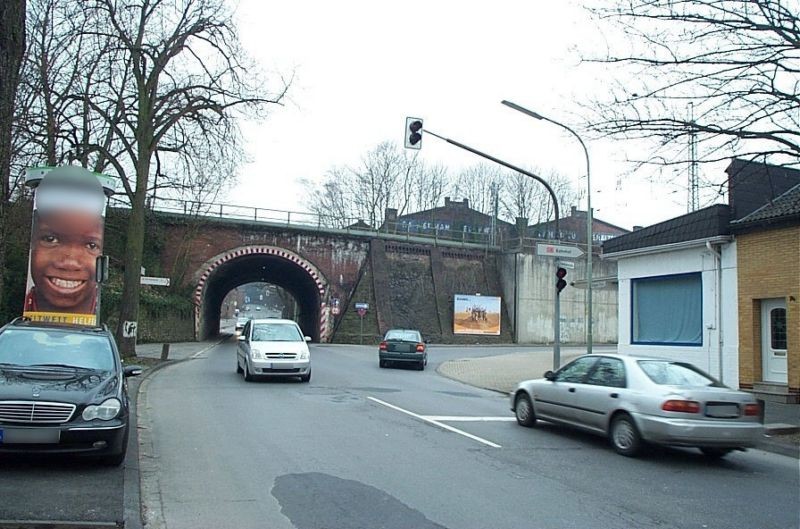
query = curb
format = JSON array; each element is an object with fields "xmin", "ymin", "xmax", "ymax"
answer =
[{"xmin": 757, "ymin": 436, "xmax": 800, "ymax": 459}]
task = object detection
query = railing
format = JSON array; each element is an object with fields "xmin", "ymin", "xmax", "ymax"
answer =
[{"xmin": 109, "ymin": 196, "xmax": 506, "ymax": 249}]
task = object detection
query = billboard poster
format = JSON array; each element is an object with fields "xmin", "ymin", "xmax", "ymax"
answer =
[
  {"xmin": 453, "ymin": 294, "xmax": 502, "ymax": 336},
  {"xmin": 23, "ymin": 166, "xmax": 109, "ymax": 326}
]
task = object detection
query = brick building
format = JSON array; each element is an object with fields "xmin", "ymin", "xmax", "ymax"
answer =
[
  {"xmin": 731, "ymin": 183, "xmax": 799, "ymax": 402},
  {"xmin": 385, "ymin": 198, "xmax": 514, "ymax": 244},
  {"xmin": 527, "ymin": 206, "xmax": 630, "ymax": 246}
]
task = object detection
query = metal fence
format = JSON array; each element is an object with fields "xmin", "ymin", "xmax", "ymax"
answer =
[{"xmin": 109, "ymin": 196, "xmax": 506, "ymax": 249}]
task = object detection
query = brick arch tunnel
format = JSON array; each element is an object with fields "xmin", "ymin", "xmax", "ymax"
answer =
[{"xmin": 194, "ymin": 246, "xmax": 331, "ymax": 341}]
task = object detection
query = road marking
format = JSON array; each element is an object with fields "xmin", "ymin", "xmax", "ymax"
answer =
[
  {"xmin": 367, "ymin": 397, "xmax": 502, "ymax": 448},
  {"xmin": 423, "ymin": 416, "xmax": 516, "ymax": 422}
]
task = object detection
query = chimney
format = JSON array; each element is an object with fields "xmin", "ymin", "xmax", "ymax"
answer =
[
  {"xmin": 444, "ymin": 197, "xmax": 451, "ymax": 207},
  {"xmin": 571, "ymin": 206, "xmax": 578, "ymax": 217},
  {"xmin": 633, "ymin": 225, "xmax": 643, "ymax": 231},
  {"xmin": 463, "ymin": 199, "xmax": 469, "ymax": 208}
]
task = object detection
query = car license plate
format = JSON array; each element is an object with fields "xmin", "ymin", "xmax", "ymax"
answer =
[
  {"xmin": 0, "ymin": 428, "xmax": 60, "ymax": 444},
  {"xmin": 705, "ymin": 404, "xmax": 740, "ymax": 418}
]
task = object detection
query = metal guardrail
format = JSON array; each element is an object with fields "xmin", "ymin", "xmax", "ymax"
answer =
[{"xmin": 110, "ymin": 196, "xmax": 506, "ymax": 249}]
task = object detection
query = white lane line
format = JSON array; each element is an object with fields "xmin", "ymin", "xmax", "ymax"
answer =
[
  {"xmin": 423, "ymin": 416, "xmax": 516, "ymax": 422},
  {"xmin": 367, "ymin": 397, "xmax": 502, "ymax": 448}
]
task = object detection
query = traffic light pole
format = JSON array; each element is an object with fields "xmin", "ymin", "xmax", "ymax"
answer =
[
  {"xmin": 421, "ymin": 129, "xmax": 560, "ymax": 239},
  {"xmin": 554, "ymin": 290, "xmax": 561, "ymax": 370}
]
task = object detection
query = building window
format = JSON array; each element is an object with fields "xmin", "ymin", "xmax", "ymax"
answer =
[
  {"xmin": 631, "ymin": 273, "xmax": 702, "ymax": 346},
  {"xmin": 771, "ymin": 308, "xmax": 787, "ymax": 350}
]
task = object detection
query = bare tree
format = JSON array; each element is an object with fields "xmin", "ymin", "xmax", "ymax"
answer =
[
  {"xmin": 308, "ymin": 141, "xmax": 449, "ymax": 228},
  {"xmin": 0, "ymin": 0, "xmax": 26, "ymax": 322},
  {"xmin": 585, "ymin": 0, "xmax": 800, "ymax": 197},
  {"xmin": 450, "ymin": 163, "xmax": 504, "ymax": 215},
  {"xmin": 66, "ymin": 0, "xmax": 288, "ymax": 356}
]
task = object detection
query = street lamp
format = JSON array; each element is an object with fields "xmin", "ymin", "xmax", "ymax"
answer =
[{"xmin": 501, "ymin": 100, "xmax": 594, "ymax": 355}]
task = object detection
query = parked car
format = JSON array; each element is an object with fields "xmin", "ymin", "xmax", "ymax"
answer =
[
  {"xmin": 379, "ymin": 329, "xmax": 427, "ymax": 370},
  {"xmin": 0, "ymin": 318, "xmax": 142, "ymax": 466},
  {"xmin": 237, "ymin": 319, "xmax": 311, "ymax": 382},
  {"xmin": 510, "ymin": 354, "xmax": 763, "ymax": 458}
]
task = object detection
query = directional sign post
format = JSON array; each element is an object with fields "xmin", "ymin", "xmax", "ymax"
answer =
[
  {"xmin": 537, "ymin": 245, "xmax": 583, "ymax": 371},
  {"xmin": 536, "ymin": 243, "xmax": 584, "ymax": 259},
  {"xmin": 355, "ymin": 303, "xmax": 369, "ymax": 344},
  {"xmin": 140, "ymin": 276, "xmax": 170, "ymax": 287}
]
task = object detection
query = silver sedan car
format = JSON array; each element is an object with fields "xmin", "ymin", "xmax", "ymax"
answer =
[{"xmin": 510, "ymin": 354, "xmax": 763, "ymax": 458}]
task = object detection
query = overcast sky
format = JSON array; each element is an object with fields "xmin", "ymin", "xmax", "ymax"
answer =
[{"xmin": 224, "ymin": 0, "xmax": 708, "ymax": 230}]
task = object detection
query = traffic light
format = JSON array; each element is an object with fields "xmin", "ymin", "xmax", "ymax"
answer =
[
  {"xmin": 405, "ymin": 117, "xmax": 423, "ymax": 149},
  {"xmin": 556, "ymin": 267, "xmax": 567, "ymax": 295}
]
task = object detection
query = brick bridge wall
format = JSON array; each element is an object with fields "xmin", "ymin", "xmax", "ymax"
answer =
[{"xmin": 155, "ymin": 215, "xmax": 511, "ymax": 344}]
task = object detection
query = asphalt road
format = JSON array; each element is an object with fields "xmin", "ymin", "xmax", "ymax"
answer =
[{"xmin": 140, "ymin": 339, "xmax": 800, "ymax": 529}]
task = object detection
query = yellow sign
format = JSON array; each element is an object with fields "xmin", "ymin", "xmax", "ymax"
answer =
[{"xmin": 24, "ymin": 311, "xmax": 97, "ymax": 327}]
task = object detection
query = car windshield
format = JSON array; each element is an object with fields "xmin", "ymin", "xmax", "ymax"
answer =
[
  {"xmin": 251, "ymin": 323, "xmax": 303, "ymax": 342},
  {"xmin": 637, "ymin": 360, "xmax": 723, "ymax": 387},
  {"xmin": 0, "ymin": 328, "xmax": 115, "ymax": 371},
  {"xmin": 384, "ymin": 330, "xmax": 421, "ymax": 342}
]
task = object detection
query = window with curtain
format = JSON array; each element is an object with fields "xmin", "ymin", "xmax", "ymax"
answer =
[{"xmin": 632, "ymin": 273, "xmax": 702, "ymax": 346}]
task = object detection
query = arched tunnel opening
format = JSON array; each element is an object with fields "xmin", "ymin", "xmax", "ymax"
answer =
[{"xmin": 198, "ymin": 252, "xmax": 323, "ymax": 341}]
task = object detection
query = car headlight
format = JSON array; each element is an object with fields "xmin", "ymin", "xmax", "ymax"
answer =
[
  {"xmin": 82, "ymin": 398, "xmax": 122, "ymax": 421},
  {"xmin": 299, "ymin": 350, "xmax": 309, "ymax": 360},
  {"xmin": 251, "ymin": 349, "xmax": 263, "ymax": 359}
]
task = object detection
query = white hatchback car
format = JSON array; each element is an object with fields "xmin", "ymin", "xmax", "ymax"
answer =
[{"xmin": 237, "ymin": 319, "xmax": 311, "ymax": 382}]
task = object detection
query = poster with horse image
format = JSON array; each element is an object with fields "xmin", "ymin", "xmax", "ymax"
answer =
[{"xmin": 453, "ymin": 294, "xmax": 501, "ymax": 335}]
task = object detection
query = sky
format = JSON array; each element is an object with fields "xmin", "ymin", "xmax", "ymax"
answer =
[{"xmin": 224, "ymin": 0, "xmax": 709, "ymax": 230}]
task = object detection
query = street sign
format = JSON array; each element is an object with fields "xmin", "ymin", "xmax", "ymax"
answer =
[
  {"xmin": 557, "ymin": 260, "xmax": 575, "ymax": 270},
  {"xmin": 140, "ymin": 276, "xmax": 170, "ymax": 287},
  {"xmin": 536, "ymin": 243, "xmax": 584, "ymax": 259},
  {"xmin": 355, "ymin": 302, "xmax": 369, "ymax": 310},
  {"xmin": 357, "ymin": 308, "xmax": 367, "ymax": 317}
]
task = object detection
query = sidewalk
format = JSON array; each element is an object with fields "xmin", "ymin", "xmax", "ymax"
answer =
[
  {"xmin": 134, "ymin": 338, "xmax": 223, "ymax": 361},
  {"xmin": 438, "ymin": 349, "xmax": 800, "ymax": 458}
]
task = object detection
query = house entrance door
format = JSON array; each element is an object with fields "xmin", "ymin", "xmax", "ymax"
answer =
[{"xmin": 761, "ymin": 298, "xmax": 788, "ymax": 384}]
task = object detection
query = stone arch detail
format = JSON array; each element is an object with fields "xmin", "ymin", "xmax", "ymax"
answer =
[{"xmin": 193, "ymin": 245, "xmax": 332, "ymax": 342}]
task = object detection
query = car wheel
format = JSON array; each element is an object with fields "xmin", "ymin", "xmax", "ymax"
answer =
[
  {"xmin": 700, "ymin": 447, "xmax": 733, "ymax": 459},
  {"xmin": 610, "ymin": 414, "xmax": 642, "ymax": 457},
  {"xmin": 300, "ymin": 371, "xmax": 311, "ymax": 383},
  {"xmin": 236, "ymin": 357, "xmax": 243, "ymax": 374},
  {"xmin": 243, "ymin": 360, "xmax": 253, "ymax": 382},
  {"xmin": 514, "ymin": 393, "xmax": 537, "ymax": 427},
  {"xmin": 379, "ymin": 359, "xmax": 387, "ymax": 368}
]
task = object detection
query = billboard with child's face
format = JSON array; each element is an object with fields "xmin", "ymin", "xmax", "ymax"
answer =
[{"xmin": 23, "ymin": 167, "xmax": 107, "ymax": 326}]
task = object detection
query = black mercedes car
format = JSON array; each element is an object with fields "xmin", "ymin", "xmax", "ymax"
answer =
[{"xmin": 0, "ymin": 318, "xmax": 142, "ymax": 466}]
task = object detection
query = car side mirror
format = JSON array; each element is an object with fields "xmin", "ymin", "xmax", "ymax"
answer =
[
  {"xmin": 123, "ymin": 365, "xmax": 143, "ymax": 377},
  {"xmin": 238, "ymin": 335, "xmax": 246, "ymax": 342},
  {"xmin": 544, "ymin": 370, "xmax": 556, "ymax": 381},
  {"xmin": 304, "ymin": 336, "xmax": 312, "ymax": 342}
]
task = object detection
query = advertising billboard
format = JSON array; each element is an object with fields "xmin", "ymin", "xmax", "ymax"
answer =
[
  {"xmin": 453, "ymin": 294, "xmax": 502, "ymax": 336},
  {"xmin": 23, "ymin": 166, "xmax": 109, "ymax": 326}
]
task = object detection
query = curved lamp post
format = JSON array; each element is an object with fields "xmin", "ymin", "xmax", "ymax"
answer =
[{"xmin": 501, "ymin": 100, "xmax": 594, "ymax": 355}]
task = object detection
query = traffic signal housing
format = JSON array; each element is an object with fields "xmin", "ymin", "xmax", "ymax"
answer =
[
  {"xmin": 556, "ymin": 266, "xmax": 567, "ymax": 295},
  {"xmin": 405, "ymin": 117, "xmax": 423, "ymax": 149}
]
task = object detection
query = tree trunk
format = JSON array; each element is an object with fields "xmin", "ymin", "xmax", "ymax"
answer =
[
  {"xmin": 115, "ymin": 159, "xmax": 150, "ymax": 357},
  {"xmin": 0, "ymin": 0, "xmax": 27, "ymax": 322}
]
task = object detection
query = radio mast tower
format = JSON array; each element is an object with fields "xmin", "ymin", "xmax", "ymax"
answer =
[{"xmin": 688, "ymin": 103, "xmax": 699, "ymax": 212}]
